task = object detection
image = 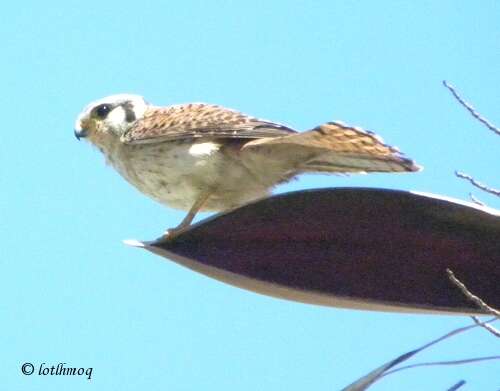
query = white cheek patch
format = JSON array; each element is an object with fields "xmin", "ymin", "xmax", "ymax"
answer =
[
  {"xmin": 131, "ymin": 99, "xmax": 148, "ymax": 119},
  {"xmin": 105, "ymin": 106, "xmax": 127, "ymax": 134},
  {"xmin": 189, "ymin": 142, "xmax": 221, "ymax": 156}
]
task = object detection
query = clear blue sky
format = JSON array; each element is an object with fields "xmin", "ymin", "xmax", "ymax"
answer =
[{"xmin": 1, "ymin": 1, "xmax": 499, "ymax": 390}]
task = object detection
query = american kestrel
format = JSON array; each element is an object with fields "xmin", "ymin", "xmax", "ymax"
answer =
[{"xmin": 75, "ymin": 94, "xmax": 420, "ymax": 238}]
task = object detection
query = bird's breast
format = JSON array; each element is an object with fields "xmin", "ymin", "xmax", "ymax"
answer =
[
  {"xmin": 103, "ymin": 140, "xmax": 288, "ymax": 212},
  {"xmin": 108, "ymin": 141, "xmax": 220, "ymax": 209}
]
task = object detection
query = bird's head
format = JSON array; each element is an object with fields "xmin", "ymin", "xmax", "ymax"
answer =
[{"xmin": 74, "ymin": 94, "xmax": 149, "ymax": 145}]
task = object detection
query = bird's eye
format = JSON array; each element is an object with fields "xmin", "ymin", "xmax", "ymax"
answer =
[{"xmin": 94, "ymin": 104, "xmax": 112, "ymax": 119}]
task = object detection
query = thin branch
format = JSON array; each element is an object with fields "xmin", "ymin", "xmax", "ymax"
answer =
[
  {"xmin": 383, "ymin": 355, "xmax": 500, "ymax": 377},
  {"xmin": 447, "ymin": 380, "xmax": 466, "ymax": 391},
  {"xmin": 379, "ymin": 318, "xmax": 498, "ymax": 379},
  {"xmin": 346, "ymin": 316, "xmax": 500, "ymax": 391},
  {"xmin": 408, "ymin": 321, "xmax": 485, "ymax": 353},
  {"xmin": 468, "ymin": 193, "xmax": 485, "ymax": 206},
  {"xmin": 471, "ymin": 316, "xmax": 500, "ymax": 338},
  {"xmin": 455, "ymin": 171, "xmax": 500, "ymax": 197},
  {"xmin": 443, "ymin": 80, "xmax": 500, "ymax": 136},
  {"xmin": 447, "ymin": 269, "xmax": 500, "ymax": 322}
]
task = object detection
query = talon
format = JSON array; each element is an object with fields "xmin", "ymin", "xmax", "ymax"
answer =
[
  {"xmin": 157, "ymin": 225, "xmax": 190, "ymax": 242},
  {"xmin": 156, "ymin": 190, "xmax": 213, "ymax": 242}
]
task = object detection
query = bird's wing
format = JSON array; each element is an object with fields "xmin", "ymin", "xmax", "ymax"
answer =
[
  {"xmin": 243, "ymin": 121, "xmax": 421, "ymax": 173},
  {"xmin": 121, "ymin": 103, "xmax": 296, "ymax": 144}
]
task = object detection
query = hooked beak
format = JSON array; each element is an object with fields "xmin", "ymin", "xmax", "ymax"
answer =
[
  {"xmin": 74, "ymin": 115, "xmax": 89, "ymax": 140},
  {"xmin": 74, "ymin": 128, "xmax": 88, "ymax": 140}
]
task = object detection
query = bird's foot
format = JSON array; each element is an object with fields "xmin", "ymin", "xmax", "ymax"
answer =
[{"xmin": 156, "ymin": 225, "xmax": 191, "ymax": 243}]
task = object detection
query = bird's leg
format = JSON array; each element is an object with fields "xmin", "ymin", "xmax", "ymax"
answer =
[{"xmin": 161, "ymin": 190, "xmax": 212, "ymax": 240}]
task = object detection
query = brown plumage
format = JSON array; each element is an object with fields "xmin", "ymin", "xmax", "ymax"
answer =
[
  {"xmin": 121, "ymin": 103, "xmax": 296, "ymax": 143},
  {"xmin": 75, "ymin": 94, "xmax": 421, "ymax": 238}
]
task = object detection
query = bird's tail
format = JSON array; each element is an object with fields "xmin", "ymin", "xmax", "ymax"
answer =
[{"xmin": 243, "ymin": 121, "xmax": 421, "ymax": 174}]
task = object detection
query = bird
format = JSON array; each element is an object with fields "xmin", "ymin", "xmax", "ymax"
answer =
[{"xmin": 74, "ymin": 94, "xmax": 421, "ymax": 239}]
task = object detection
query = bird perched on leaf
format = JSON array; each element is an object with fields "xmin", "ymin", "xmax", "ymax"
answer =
[{"xmin": 75, "ymin": 94, "xmax": 421, "ymax": 238}]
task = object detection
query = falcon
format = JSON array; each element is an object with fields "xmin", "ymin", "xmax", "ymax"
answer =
[{"xmin": 74, "ymin": 94, "xmax": 421, "ymax": 238}]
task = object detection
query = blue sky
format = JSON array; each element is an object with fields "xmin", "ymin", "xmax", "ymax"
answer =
[{"xmin": 1, "ymin": 1, "xmax": 499, "ymax": 390}]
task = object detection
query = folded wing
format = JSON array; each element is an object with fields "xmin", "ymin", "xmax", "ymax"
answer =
[
  {"xmin": 242, "ymin": 122, "xmax": 421, "ymax": 173},
  {"xmin": 121, "ymin": 103, "xmax": 296, "ymax": 144}
]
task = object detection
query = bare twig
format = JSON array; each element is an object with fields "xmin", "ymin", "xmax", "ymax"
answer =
[
  {"xmin": 447, "ymin": 380, "xmax": 466, "ymax": 391},
  {"xmin": 443, "ymin": 80, "xmax": 500, "ymax": 136},
  {"xmin": 375, "ymin": 318, "xmax": 499, "ymax": 381},
  {"xmin": 455, "ymin": 171, "xmax": 500, "ymax": 197},
  {"xmin": 383, "ymin": 355, "xmax": 500, "ymax": 376},
  {"xmin": 344, "ymin": 318, "xmax": 498, "ymax": 390},
  {"xmin": 468, "ymin": 193, "xmax": 485, "ymax": 206},
  {"xmin": 447, "ymin": 269, "xmax": 500, "ymax": 316},
  {"xmin": 407, "ymin": 320, "xmax": 489, "ymax": 353},
  {"xmin": 471, "ymin": 316, "xmax": 500, "ymax": 338}
]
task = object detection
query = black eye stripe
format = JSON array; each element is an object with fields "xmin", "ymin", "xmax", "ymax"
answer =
[{"xmin": 123, "ymin": 102, "xmax": 136, "ymax": 122}]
